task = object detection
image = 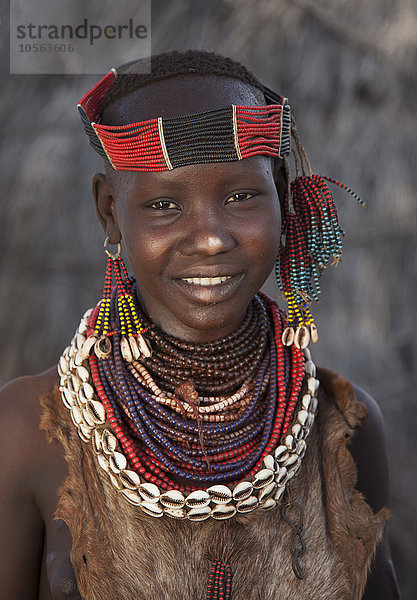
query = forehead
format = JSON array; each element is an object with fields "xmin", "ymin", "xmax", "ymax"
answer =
[
  {"xmin": 107, "ymin": 156, "xmax": 276, "ymax": 206},
  {"xmin": 101, "ymin": 75, "xmax": 264, "ymax": 125}
]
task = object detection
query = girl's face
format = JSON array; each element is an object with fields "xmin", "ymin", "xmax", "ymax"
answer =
[{"xmin": 94, "ymin": 76, "xmax": 282, "ymax": 343}]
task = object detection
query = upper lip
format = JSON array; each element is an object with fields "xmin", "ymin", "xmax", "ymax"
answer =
[{"xmin": 174, "ymin": 267, "xmax": 243, "ymax": 279}]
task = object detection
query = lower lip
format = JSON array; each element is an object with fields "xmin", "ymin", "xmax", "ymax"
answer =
[{"xmin": 173, "ymin": 274, "xmax": 245, "ymax": 303}]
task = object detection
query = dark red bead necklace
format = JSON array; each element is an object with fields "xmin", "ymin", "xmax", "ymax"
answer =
[{"xmin": 88, "ymin": 288, "xmax": 305, "ymax": 492}]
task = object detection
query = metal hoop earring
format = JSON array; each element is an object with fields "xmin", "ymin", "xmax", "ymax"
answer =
[{"xmin": 104, "ymin": 235, "xmax": 122, "ymax": 259}]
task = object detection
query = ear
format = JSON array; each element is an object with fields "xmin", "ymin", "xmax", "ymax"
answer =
[
  {"xmin": 92, "ymin": 173, "xmax": 121, "ymax": 242},
  {"xmin": 272, "ymin": 158, "xmax": 287, "ymax": 204}
]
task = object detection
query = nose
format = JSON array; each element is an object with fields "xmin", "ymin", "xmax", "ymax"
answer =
[{"xmin": 177, "ymin": 208, "xmax": 236, "ymax": 257}]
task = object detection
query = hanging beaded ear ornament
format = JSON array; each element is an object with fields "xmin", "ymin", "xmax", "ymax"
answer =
[
  {"xmin": 74, "ymin": 236, "xmax": 151, "ymax": 367},
  {"xmin": 275, "ymin": 119, "xmax": 366, "ymax": 350},
  {"xmin": 58, "ymin": 292, "xmax": 320, "ymax": 521}
]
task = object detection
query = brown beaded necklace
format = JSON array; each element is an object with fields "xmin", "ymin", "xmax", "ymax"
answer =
[{"xmin": 133, "ymin": 293, "xmax": 274, "ymax": 398}]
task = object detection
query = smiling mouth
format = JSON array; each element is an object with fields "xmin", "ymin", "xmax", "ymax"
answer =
[
  {"xmin": 180, "ymin": 276, "xmax": 233, "ymax": 286},
  {"xmin": 174, "ymin": 273, "xmax": 244, "ymax": 303}
]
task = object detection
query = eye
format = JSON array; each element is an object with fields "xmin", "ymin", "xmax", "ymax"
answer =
[
  {"xmin": 149, "ymin": 199, "xmax": 180, "ymax": 211},
  {"xmin": 226, "ymin": 192, "xmax": 255, "ymax": 203}
]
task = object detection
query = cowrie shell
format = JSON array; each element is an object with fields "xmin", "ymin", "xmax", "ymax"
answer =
[
  {"xmin": 139, "ymin": 482, "xmax": 160, "ymax": 503},
  {"xmin": 285, "ymin": 434, "xmax": 296, "ymax": 451},
  {"xmin": 302, "ymin": 346, "xmax": 312, "ymax": 361},
  {"xmin": 119, "ymin": 469, "xmax": 141, "ymax": 490},
  {"xmin": 207, "ymin": 485, "xmax": 232, "ymax": 504},
  {"xmin": 141, "ymin": 502, "xmax": 163, "ymax": 517},
  {"xmin": 262, "ymin": 455, "xmax": 276, "ymax": 472},
  {"xmin": 297, "ymin": 410, "xmax": 309, "ymax": 426},
  {"xmin": 185, "ymin": 490, "xmax": 210, "ymax": 508},
  {"xmin": 109, "ymin": 472, "xmax": 123, "ymax": 491},
  {"xmin": 302, "ymin": 394, "xmax": 311, "ymax": 411},
  {"xmin": 258, "ymin": 482, "xmax": 277, "ymax": 503},
  {"xmin": 94, "ymin": 336, "xmax": 112, "ymax": 360},
  {"xmin": 188, "ymin": 506, "xmax": 211, "ymax": 521},
  {"xmin": 62, "ymin": 388, "xmax": 75, "ymax": 409},
  {"xmin": 252, "ymin": 469, "xmax": 274, "ymax": 489},
  {"xmin": 260, "ymin": 497, "xmax": 277, "ymax": 510},
  {"xmin": 305, "ymin": 360, "xmax": 316, "ymax": 377},
  {"xmin": 236, "ymin": 496, "xmax": 258, "ymax": 513},
  {"xmin": 82, "ymin": 381, "xmax": 95, "ymax": 399},
  {"xmin": 102, "ymin": 430, "xmax": 117, "ymax": 454},
  {"xmin": 78, "ymin": 425, "xmax": 92, "ymax": 443},
  {"xmin": 120, "ymin": 336, "xmax": 133, "ymax": 363},
  {"xmin": 58, "ymin": 355, "xmax": 69, "ymax": 376},
  {"xmin": 128, "ymin": 335, "xmax": 141, "ymax": 360},
  {"xmin": 75, "ymin": 333, "xmax": 85, "ymax": 350},
  {"xmin": 276, "ymin": 466, "xmax": 288, "ymax": 487},
  {"xmin": 138, "ymin": 334, "xmax": 152, "ymax": 358},
  {"xmin": 296, "ymin": 439, "xmax": 307, "ymax": 458},
  {"xmin": 77, "ymin": 318, "xmax": 88, "ymax": 335},
  {"xmin": 84, "ymin": 400, "xmax": 106, "ymax": 425},
  {"xmin": 232, "ymin": 481, "xmax": 253, "ymax": 502},
  {"xmin": 274, "ymin": 445, "xmax": 288, "ymax": 460},
  {"xmin": 122, "ymin": 489, "xmax": 142, "ymax": 506},
  {"xmin": 307, "ymin": 376, "xmax": 319, "ymax": 395},
  {"xmin": 274, "ymin": 485, "xmax": 286, "ymax": 502},
  {"xmin": 164, "ymin": 507, "xmax": 187, "ymax": 519},
  {"xmin": 82, "ymin": 307, "xmax": 94, "ymax": 321},
  {"xmin": 92, "ymin": 429, "xmax": 103, "ymax": 454},
  {"xmin": 70, "ymin": 406, "xmax": 83, "ymax": 426},
  {"xmin": 160, "ymin": 490, "xmax": 185, "ymax": 509},
  {"xmin": 109, "ymin": 451, "xmax": 127, "ymax": 473},
  {"xmin": 97, "ymin": 453, "xmax": 110, "ymax": 473},
  {"xmin": 82, "ymin": 407, "xmax": 96, "ymax": 428},
  {"xmin": 76, "ymin": 365, "xmax": 90, "ymax": 382},
  {"xmin": 212, "ymin": 505, "xmax": 236, "ymax": 520},
  {"xmin": 291, "ymin": 423, "xmax": 303, "ymax": 440},
  {"xmin": 283, "ymin": 453, "xmax": 299, "ymax": 467},
  {"xmin": 75, "ymin": 336, "xmax": 97, "ymax": 365},
  {"xmin": 281, "ymin": 327, "xmax": 295, "ymax": 346},
  {"xmin": 310, "ymin": 322, "xmax": 319, "ymax": 343},
  {"xmin": 294, "ymin": 326, "xmax": 310, "ymax": 349}
]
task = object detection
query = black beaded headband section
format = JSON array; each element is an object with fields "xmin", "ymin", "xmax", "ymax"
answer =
[{"xmin": 77, "ymin": 67, "xmax": 291, "ymax": 171}]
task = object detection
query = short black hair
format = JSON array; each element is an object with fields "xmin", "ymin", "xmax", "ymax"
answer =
[{"xmin": 100, "ymin": 50, "xmax": 266, "ymax": 117}]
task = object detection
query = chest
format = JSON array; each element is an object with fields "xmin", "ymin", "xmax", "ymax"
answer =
[{"xmin": 44, "ymin": 445, "xmax": 352, "ymax": 600}]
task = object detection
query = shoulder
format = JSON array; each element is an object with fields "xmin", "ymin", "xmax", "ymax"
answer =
[
  {"xmin": 349, "ymin": 383, "xmax": 390, "ymax": 513},
  {"xmin": 349, "ymin": 390, "xmax": 401, "ymax": 598},
  {"xmin": 316, "ymin": 368, "xmax": 390, "ymax": 513},
  {"xmin": 0, "ymin": 366, "xmax": 59, "ymax": 432},
  {"xmin": 0, "ymin": 367, "xmax": 60, "ymax": 495}
]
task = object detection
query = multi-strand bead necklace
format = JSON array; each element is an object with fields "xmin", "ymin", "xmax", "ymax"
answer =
[{"xmin": 58, "ymin": 288, "xmax": 320, "ymax": 521}]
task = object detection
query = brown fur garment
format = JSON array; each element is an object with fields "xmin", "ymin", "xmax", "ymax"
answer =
[{"xmin": 40, "ymin": 368, "xmax": 387, "ymax": 600}]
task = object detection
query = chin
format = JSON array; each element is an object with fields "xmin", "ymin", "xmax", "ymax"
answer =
[{"xmin": 172, "ymin": 299, "xmax": 253, "ymax": 342}]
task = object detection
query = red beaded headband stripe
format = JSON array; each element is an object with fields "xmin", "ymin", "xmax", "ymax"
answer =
[{"xmin": 78, "ymin": 68, "xmax": 291, "ymax": 171}]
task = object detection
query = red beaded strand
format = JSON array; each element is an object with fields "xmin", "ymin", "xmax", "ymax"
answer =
[{"xmin": 88, "ymin": 292, "xmax": 305, "ymax": 493}]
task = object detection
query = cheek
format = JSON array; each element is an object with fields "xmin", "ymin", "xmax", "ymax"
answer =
[
  {"xmin": 245, "ymin": 206, "xmax": 281, "ymax": 262},
  {"xmin": 123, "ymin": 227, "xmax": 172, "ymax": 280}
]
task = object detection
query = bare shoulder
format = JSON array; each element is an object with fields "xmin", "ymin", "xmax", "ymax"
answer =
[
  {"xmin": 0, "ymin": 366, "xmax": 59, "ymax": 433},
  {"xmin": 0, "ymin": 366, "xmax": 60, "ymax": 496}
]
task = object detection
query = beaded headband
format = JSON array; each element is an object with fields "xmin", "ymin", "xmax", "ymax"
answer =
[{"xmin": 78, "ymin": 67, "xmax": 291, "ymax": 171}]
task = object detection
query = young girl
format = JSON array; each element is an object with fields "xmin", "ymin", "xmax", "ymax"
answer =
[{"xmin": 0, "ymin": 50, "xmax": 400, "ymax": 599}]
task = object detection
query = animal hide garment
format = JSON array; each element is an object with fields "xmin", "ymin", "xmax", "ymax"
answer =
[{"xmin": 41, "ymin": 367, "xmax": 388, "ymax": 600}]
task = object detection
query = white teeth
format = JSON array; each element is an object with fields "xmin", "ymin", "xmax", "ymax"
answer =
[{"xmin": 182, "ymin": 276, "xmax": 232, "ymax": 286}]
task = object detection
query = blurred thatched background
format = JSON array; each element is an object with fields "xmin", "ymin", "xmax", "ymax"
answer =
[{"xmin": 1, "ymin": 0, "xmax": 416, "ymax": 595}]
